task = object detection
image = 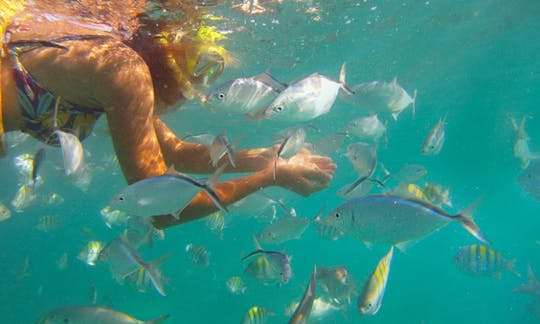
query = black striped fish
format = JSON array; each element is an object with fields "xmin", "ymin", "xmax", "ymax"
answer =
[
  {"xmin": 242, "ymin": 306, "xmax": 271, "ymax": 324},
  {"xmin": 453, "ymin": 244, "xmax": 519, "ymax": 278},
  {"xmin": 358, "ymin": 246, "xmax": 394, "ymax": 315}
]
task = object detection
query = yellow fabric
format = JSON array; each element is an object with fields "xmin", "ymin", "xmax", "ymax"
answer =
[{"xmin": 0, "ymin": 0, "xmax": 26, "ymax": 157}]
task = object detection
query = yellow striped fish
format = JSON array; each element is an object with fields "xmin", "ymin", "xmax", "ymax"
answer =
[
  {"xmin": 453, "ymin": 244, "xmax": 519, "ymax": 278},
  {"xmin": 242, "ymin": 306, "xmax": 270, "ymax": 324},
  {"xmin": 358, "ymin": 246, "xmax": 394, "ymax": 315}
]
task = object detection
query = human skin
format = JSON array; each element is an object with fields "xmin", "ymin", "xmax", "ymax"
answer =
[{"xmin": 1, "ymin": 18, "xmax": 336, "ymax": 229}]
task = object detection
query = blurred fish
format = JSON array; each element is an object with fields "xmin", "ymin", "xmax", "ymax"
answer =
[
  {"xmin": 182, "ymin": 132, "xmax": 216, "ymax": 146},
  {"xmin": 421, "ymin": 115, "xmax": 446, "ymax": 156},
  {"xmin": 40, "ymin": 192, "xmax": 64, "ymax": 206},
  {"xmin": 99, "ymin": 236, "xmax": 169, "ymax": 296},
  {"xmin": 322, "ymin": 195, "xmax": 489, "ymax": 247},
  {"xmin": 11, "ymin": 184, "xmax": 36, "ymax": 212},
  {"xmin": 231, "ymin": 191, "xmax": 280, "ymax": 221},
  {"xmin": 262, "ymin": 64, "xmax": 353, "ymax": 122},
  {"xmin": 243, "ymin": 245, "xmax": 292, "ymax": 285},
  {"xmin": 519, "ymin": 160, "xmax": 540, "ymax": 201},
  {"xmin": 256, "ymin": 210, "xmax": 312, "ymax": 245},
  {"xmin": 286, "ymin": 297, "xmax": 342, "ymax": 321},
  {"xmin": 226, "ymin": 276, "xmax": 247, "ymax": 295},
  {"xmin": 16, "ymin": 256, "xmax": 30, "ymax": 280},
  {"xmin": 307, "ymin": 132, "xmax": 347, "ymax": 156},
  {"xmin": 273, "ymin": 126, "xmax": 307, "ymax": 179},
  {"xmin": 392, "ymin": 183, "xmax": 452, "ymax": 208},
  {"xmin": 453, "ymin": 244, "xmax": 519, "ymax": 278},
  {"xmin": 514, "ymin": 265, "xmax": 540, "ymax": 297},
  {"xmin": 340, "ymin": 78, "xmax": 416, "ymax": 120},
  {"xmin": 317, "ymin": 265, "xmax": 355, "ymax": 305},
  {"xmin": 56, "ymin": 252, "xmax": 68, "ymax": 270},
  {"xmin": 209, "ymin": 130, "xmax": 239, "ymax": 167},
  {"xmin": 100, "ymin": 206, "xmax": 128, "ymax": 228},
  {"xmin": 358, "ymin": 246, "xmax": 394, "ymax": 315},
  {"xmin": 0, "ymin": 202, "xmax": 12, "ymax": 222},
  {"xmin": 345, "ymin": 142, "xmax": 377, "ymax": 177},
  {"xmin": 54, "ymin": 129, "xmax": 84, "ymax": 176},
  {"xmin": 383, "ymin": 163, "xmax": 427, "ymax": 184},
  {"xmin": 88, "ymin": 284, "xmax": 97, "ymax": 304},
  {"xmin": 336, "ymin": 179, "xmax": 374, "ymax": 199},
  {"xmin": 511, "ymin": 116, "xmax": 540, "ymax": 169},
  {"xmin": 186, "ymin": 243, "xmax": 210, "ymax": 267},
  {"xmin": 36, "ymin": 305, "xmax": 169, "ymax": 324},
  {"xmin": 242, "ymin": 306, "xmax": 271, "ymax": 324},
  {"xmin": 314, "ymin": 218, "xmax": 344, "ymax": 241},
  {"xmin": 110, "ymin": 165, "xmax": 227, "ymax": 219},
  {"xmin": 205, "ymin": 211, "xmax": 226, "ymax": 238},
  {"xmin": 77, "ymin": 241, "xmax": 103, "ymax": 266},
  {"xmin": 289, "ymin": 265, "xmax": 317, "ymax": 324},
  {"xmin": 35, "ymin": 215, "xmax": 61, "ymax": 232},
  {"xmin": 346, "ymin": 115, "xmax": 387, "ymax": 144},
  {"xmin": 206, "ymin": 72, "xmax": 284, "ymax": 117},
  {"xmin": 31, "ymin": 148, "xmax": 46, "ymax": 191},
  {"xmin": 14, "ymin": 153, "xmax": 38, "ymax": 186}
]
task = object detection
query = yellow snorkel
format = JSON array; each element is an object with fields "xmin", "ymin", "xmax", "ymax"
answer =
[{"xmin": 0, "ymin": 0, "xmax": 25, "ymax": 157}]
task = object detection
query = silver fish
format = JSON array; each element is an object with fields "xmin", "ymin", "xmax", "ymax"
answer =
[
  {"xmin": 0, "ymin": 202, "xmax": 12, "ymax": 222},
  {"xmin": 209, "ymin": 130, "xmax": 238, "ymax": 168},
  {"xmin": 256, "ymin": 212, "xmax": 312, "ymax": 245},
  {"xmin": 110, "ymin": 165, "xmax": 227, "ymax": 219},
  {"xmin": 182, "ymin": 132, "xmax": 216, "ymax": 146},
  {"xmin": 383, "ymin": 164, "xmax": 427, "ymax": 184},
  {"xmin": 77, "ymin": 241, "xmax": 103, "ymax": 266},
  {"xmin": 54, "ymin": 129, "xmax": 84, "ymax": 176},
  {"xmin": 11, "ymin": 184, "xmax": 36, "ymax": 212},
  {"xmin": 340, "ymin": 78, "xmax": 416, "ymax": 120},
  {"xmin": 307, "ymin": 132, "xmax": 347, "ymax": 156},
  {"xmin": 514, "ymin": 265, "xmax": 540, "ymax": 297},
  {"xmin": 511, "ymin": 116, "xmax": 540, "ymax": 169},
  {"xmin": 346, "ymin": 115, "xmax": 386, "ymax": 143},
  {"xmin": 88, "ymin": 284, "xmax": 97, "ymax": 304},
  {"xmin": 358, "ymin": 246, "xmax": 394, "ymax": 315},
  {"xmin": 421, "ymin": 115, "xmax": 446, "ymax": 155},
  {"xmin": 56, "ymin": 252, "xmax": 68, "ymax": 270},
  {"xmin": 345, "ymin": 142, "xmax": 377, "ymax": 177},
  {"xmin": 206, "ymin": 72, "xmax": 284, "ymax": 117},
  {"xmin": 519, "ymin": 160, "xmax": 540, "ymax": 201},
  {"xmin": 36, "ymin": 305, "xmax": 169, "ymax": 324},
  {"xmin": 322, "ymin": 195, "xmax": 489, "ymax": 247},
  {"xmin": 273, "ymin": 126, "xmax": 307, "ymax": 179},
  {"xmin": 289, "ymin": 265, "xmax": 317, "ymax": 324},
  {"xmin": 317, "ymin": 265, "xmax": 356, "ymax": 305},
  {"xmin": 262, "ymin": 64, "xmax": 352, "ymax": 122}
]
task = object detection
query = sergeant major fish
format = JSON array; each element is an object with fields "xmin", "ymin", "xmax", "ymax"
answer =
[
  {"xmin": 243, "ymin": 245, "xmax": 292, "ymax": 285},
  {"xmin": 36, "ymin": 305, "xmax": 169, "ymax": 324},
  {"xmin": 421, "ymin": 114, "xmax": 446, "ymax": 156},
  {"xmin": 358, "ymin": 246, "xmax": 394, "ymax": 315},
  {"xmin": 110, "ymin": 165, "xmax": 227, "ymax": 219},
  {"xmin": 186, "ymin": 243, "xmax": 210, "ymax": 267},
  {"xmin": 261, "ymin": 64, "xmax": 353, "ymax": 122},
  {"xmin": 242, "ymin": 306, "xmax": 271, "ymax": 324},
  {"xmin": 322, "ymin": 195, "xmax": 489, "ymax": 247},
  {"xmin": 453, "ymin": 244, "xmax": 519, "ymax": 278}
]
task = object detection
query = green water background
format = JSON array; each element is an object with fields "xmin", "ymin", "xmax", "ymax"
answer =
[{"xmin": 1, "ymin": 1, "xmax": 540, "ymax": 322}]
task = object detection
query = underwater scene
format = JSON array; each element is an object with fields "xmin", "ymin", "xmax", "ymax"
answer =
[{"xmin": 1, "ymin": 0, "xmax": 540, "ymax": 323}]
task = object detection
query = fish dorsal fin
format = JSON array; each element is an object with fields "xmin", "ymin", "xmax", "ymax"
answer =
[
  {"xmin": 254, "ymin": 71, "xmax": 288, "ymax": 92},
  {"xmin": 392, "ymin": 77, "xmax": 398, "ymax": 85}
]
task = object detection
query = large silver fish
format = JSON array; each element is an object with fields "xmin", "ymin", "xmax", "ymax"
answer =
[
  {"xmin": 340, "ymin": 78, "xmax": 416, "ymax": 120},
  {"xmin": 288, "ymin": 265, "xmax": 317, "ymax": 324},
  {"xmin": 110, "ymin": 165, "xmax": 227, "ymax": 219},
  {"xmin": 262, "ymin": 64, "xmax": 352, "ymax": 122},
  {"xmin": 322, "ymin": 195, "xmax": 489, "ymax": 247},
  {"xmin": 206, "ymin": 72, "xmax": 284, "ymax": 117},
  {"xmin": 36, "ymin": 305, "xmax": 169, "ymax": 324}
]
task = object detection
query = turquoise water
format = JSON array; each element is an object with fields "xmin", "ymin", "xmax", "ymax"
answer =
[{"xmin": 2, "ymin": 1, "xmax": 540, "ymax": 323}]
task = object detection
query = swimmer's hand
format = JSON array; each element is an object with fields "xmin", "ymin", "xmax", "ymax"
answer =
[{"xmin": 269, "ymin": 148, "xmax": 336, "ymax": 197}]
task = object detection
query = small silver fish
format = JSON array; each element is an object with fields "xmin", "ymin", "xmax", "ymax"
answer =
[
  {"xmin": 182, "ymin": 132, "xmax": 216, "ymax": 146},
  {"xmin": 56, "ymin": 252, "xmax": 68, "ymax": 270},
  {"xmin": 358, "ymin": 246, "xmax": 394, "ymax": 315},
  {"xmin": 383, "ymin": 163, "xmax": 427, "ymax": 184},
  {"xmin": 209, "ymin": 130, "xmax": 238, "ymax": 168},
  {"xmin": 340, "ymin": 78, "xmax": 416, "ymax": 120},
  {"xmin": 110, "ymin": 165, "xmax": 227, "ymax": 219},
  {"xmin": 346, "ymin": 115, "xmax": 387, "ymax": 143},
  {"xmin": 345, "ymin": 142, "xmax": 377, "ymax": 177},
  {"xmin": 31, "ymin": 148, "xmax": 46, "ymax": 191},
  {"xmin": 421, "ymin": 115, "xmax": 446, "ymax": 155},
  {"xmin": 54, "ymin": 129, "xmax": 84, "ymax": 176},
  {"xmin": 36, "ymin": 306, "xmax": 169, "ymax": 324},
  {"xmin": 186, "ymin": 243, "xmax": 210, "ymax": 267},
  {"xmin": 519, "ymin": 160, "xmax": 540, "ymax": 201},
  {"xmin": 206, "ymin": 72, "xmax": 284, "ymax": 117},
  {"xmin": 11, "ymin": 184, "xmax": 36, "ymax": 212},
  {"xmin": 273, "ymin": 126, "xmax": 307, "ymax": 179},
  {"xmin": 289, "ymin": 265, "xmax": 317, "ymax": 324},
  {"xmin": 100, "ymin": 206, "xmax": 128, "ymax": 228},
  {"xmin": 226, "ymin": 276, "xmax": 247, "ymax": 295},
  {"xmin": 262, "ymin": 64, "xmax": 352, "ymax": 122},
  {"xmin": 0, "ymin": 202, "xmax": 12, "ymax": 222},
  {"xmin": 514, "ymin": 265, "xmax": 540, "ymax": 297},
  {"xmin": 317, "ymin": 265, "xmax": 355, "ymax": 305},
  {"xmin": 511, "ymin": 116, "xmax": 540, "ymax": 169},
  {"xmin": 256, "ymin": 212, "xmax": 312, "ymax": 245},
  {"xmin": 77, "ymin": 241, "xmax": 103, "ymax": 266},
  {"xmin": 322, "ymin": 195, "xmax": 489, "ymax": 247}
]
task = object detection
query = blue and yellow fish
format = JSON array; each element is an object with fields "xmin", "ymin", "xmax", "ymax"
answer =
[{"xmin": 453, "ymin": 244, "xmax": 519, "ymax": 278}]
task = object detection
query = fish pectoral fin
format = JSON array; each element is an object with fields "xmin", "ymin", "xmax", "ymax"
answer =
[
  {"xmin": 395, "ymin": 241, "xmax": 415, "ymax": 254},
  {"xmin": 144, "ymin": 314, "xmax": 171, "ymax": 324}
]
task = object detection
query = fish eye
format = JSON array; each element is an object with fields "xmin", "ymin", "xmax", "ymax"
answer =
[
  {"xmin": 274, "ymin": 105, "xmax": 284, "ymax": 112},
  {"xmin": 335, "ymin": 212, "xmax": 340, "ymax": 218},
  {"xmin": 367, "ymin": 303, "xmax": 372, "ymax": 308},
  {"xmin": 118, "ymin": 195, "xmax": 125, "ymax": 201},
  {"xmin": 217, "ymin": 92, "xmax": 225, "ymax": 100}
]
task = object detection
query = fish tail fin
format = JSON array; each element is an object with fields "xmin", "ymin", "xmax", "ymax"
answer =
[
  {"xmin": 143, "ymin": 314, "xmax": 170, "ymax": 324},
  {"xmin": 513, "ymin": 264, "xmax": 539, "ymax": 294},
  {"xmin": 456, "ymin": 196, "xmax": 490, "ymax": 244},
  {"xmin": 411, "ymin": 89, "xmax": 417, "ymax": 119},
  {"xmin": 339, "ymin": 63, "xmax": 355, "ymax": 95},
  {"xmin": 506, "ymin": 259, "xmax": 521, "ymax": 278}
]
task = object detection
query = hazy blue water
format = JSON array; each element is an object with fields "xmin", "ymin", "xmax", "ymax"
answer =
[{"xmin": 1, "ymin": 1, "xmax": 540, "ymax": 323}]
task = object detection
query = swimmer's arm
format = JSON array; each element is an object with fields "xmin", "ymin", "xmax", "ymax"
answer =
[{"xmin": 154, "ymin": 118, "xmax": 271, "ymax": 173}]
